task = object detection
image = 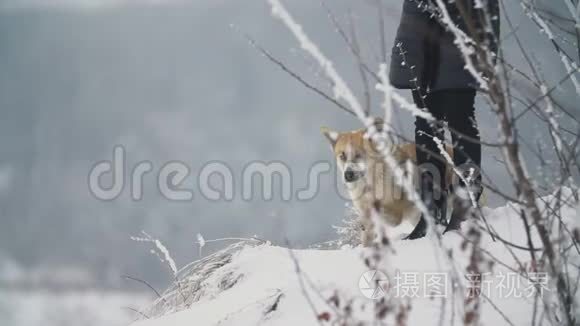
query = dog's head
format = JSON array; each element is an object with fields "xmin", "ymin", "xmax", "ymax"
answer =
[
  {"xmin": 321, "ymin": 119, "xmax": 391, "ymax": 185},
  {"xmin": 321, "ymin": 127, "xmax": 371, "ymax": 185}
]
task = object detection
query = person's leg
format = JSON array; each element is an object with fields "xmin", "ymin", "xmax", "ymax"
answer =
[
  {"xmin": 445, "ymin": 89, "xmax": 481, "ymax": 175},
  {"xmin": 406, "ymin": 90, "xmax": 448, "ymax": 239},
  {"xmin": 442, "ymin": 89, "xmax": 482, "ymax": 232},
  {"xmin": 416, "ymin": 90, "xmax": 449, "ymax": 212},
  {"xmin": 414, "ymin": 91, "xmax": 446, "ymax": 174}
]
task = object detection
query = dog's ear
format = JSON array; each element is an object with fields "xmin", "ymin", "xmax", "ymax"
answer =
[{"xmin": 320, "ymin": 126, "xmax": 339, "ymax": 147}]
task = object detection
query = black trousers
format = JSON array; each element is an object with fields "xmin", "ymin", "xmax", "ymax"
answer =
[{"xmin": 412, "ymin": 89, "xmax": 481, "ymax": 201}]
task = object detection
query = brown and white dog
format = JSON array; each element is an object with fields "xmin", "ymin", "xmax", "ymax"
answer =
[{"xmin": 321, "ymin": 124, "xmax": 454, "ymax": 245}]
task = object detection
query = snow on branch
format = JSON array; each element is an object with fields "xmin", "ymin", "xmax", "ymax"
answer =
[
  {"xmin": 433, "ymin": 0, "xmax": 490, "ymax": 90},
  {"xmin": 268, "ymin": 0, "xmax": 367, "ymax": 122},
  {"xmin": 376, "ymin": 63, "xmax": 434, "ymax": 121},
  {"xmin": 525, "ymin": 7, "xmax": 580, "ymax": 95},
  {"xmin": 131, "ymin": 231, "xmax": 178, "ymax": 276},
  {"xmin": 432, "ymin": 136, "xmax": 478, "ymax": 207}
]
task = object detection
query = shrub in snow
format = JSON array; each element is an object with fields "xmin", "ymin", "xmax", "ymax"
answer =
[
  {"xmin": 332, "ymin": 204, "xmax": 364, "ymax": 248},
  {"xmin": 308, "ymin": 203, "xmax": 363, "ymax": 250},
  {"xmin": 141, "ymin": 239, "xmax": 265, "ymax": 319}
]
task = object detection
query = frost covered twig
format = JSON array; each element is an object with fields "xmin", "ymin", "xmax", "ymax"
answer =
[
  {"xmin": 123, "ymin": 306, "xmax": 150, "ymax": 320},
  {"xmin": 434, "ymin": 0, "xmax": 490, "ymax": 90},
  {"xmin": 268, "ymin": 0, "xmax": 366, "ymax": 121},
  {"xmin": 319, "ymin": 0, "xmax": 377, "ymax": 114},
  {"xmin": 285, "ymin": 242, "xmax": 330, "ymax": 325},
  {"xmin": 241, "ymin": 31, "xmax": 356, "ymax": 117},
  {"xmin": 123, "ymin": 274, "xmax": 167, "ymax": 305},
  {"xmin": 139, "ymin": 239, "xmax": 263, "ymax": 318},
  {"xmin": 432, "ymin": 136, "xmax": 477, "ymax": 208},
  {"xmin": 131, "ymin": 231, "xmax": 187, "ymax": 306},
  {"xmin": 131, "ymin": 231, "xmax": 178, "ymax": 276}
]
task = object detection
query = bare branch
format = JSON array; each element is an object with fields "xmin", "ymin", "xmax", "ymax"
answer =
[{"xmin": 242, "ymin": 32, "xmax": 357, "ymax": 117}]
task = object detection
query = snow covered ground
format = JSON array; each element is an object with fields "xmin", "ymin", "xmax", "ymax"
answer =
[{"xmin": 133, "ymin": 190, "xmax": 580, "ymax": 325}]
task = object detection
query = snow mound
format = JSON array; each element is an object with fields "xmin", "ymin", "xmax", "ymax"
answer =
[{"xmin": 133, "ymin": 190, "xmax": 580, "ymax": 325}]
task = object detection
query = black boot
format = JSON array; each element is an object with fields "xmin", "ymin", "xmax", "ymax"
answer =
[
  {"xmin": 443, "ymin": 195, "xmax": 469, "ymax": 233},
  {"xmin": 405, "ymin": 216, "xmax": 427, "ymax": 240},
  {"xmin": 405, "ymin": 173, "xmax": 447, "ymax": 240},
  {"xmin": 444, "ymin": 177, "xmax": 483, "ymax": 233}
]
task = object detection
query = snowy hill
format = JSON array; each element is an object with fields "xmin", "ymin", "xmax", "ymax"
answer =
[{"xmin": 133, "ymin": 190, "xmax": 580, "ymax": 325}]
